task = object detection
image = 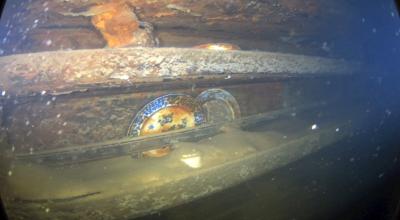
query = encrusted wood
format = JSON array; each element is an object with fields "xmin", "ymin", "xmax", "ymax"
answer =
[
  {"xmin": 0, "ymin": 0, "xmax": 361, "ymax": 56},
  {"xmin": 0, "ymin": 48, "xmax": 358, "ymax": 96}
]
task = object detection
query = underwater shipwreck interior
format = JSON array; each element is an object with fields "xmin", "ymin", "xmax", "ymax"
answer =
[{"xmin": 0, "ymin": 0, "xmax": 400, "ymax": 219}]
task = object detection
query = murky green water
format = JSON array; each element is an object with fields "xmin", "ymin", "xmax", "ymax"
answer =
[{"xmin": 1, "ymin": 0, "xmax": 400, "ymax": 220}]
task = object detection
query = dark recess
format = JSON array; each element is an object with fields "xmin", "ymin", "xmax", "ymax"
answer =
[
  {"xmin": 0, "ymin": 197, "xmax": 8, "ymax": 220},
  {"xmin": 0, "ymin": 0, "xmax": 5, "ymax": 19},
  {"xmin": 395, "ymin": 0, "xmax": 400, "ymax": 16}
]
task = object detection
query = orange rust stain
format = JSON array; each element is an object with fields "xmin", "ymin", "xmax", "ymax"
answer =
[{"xmin": 89, "ymin": 1, "xmax": 140, "ymax": 48}]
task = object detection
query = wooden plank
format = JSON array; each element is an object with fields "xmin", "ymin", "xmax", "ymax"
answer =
[
  {"xmin": 0, "ymin": 48, "xmax": 359, "ymax": 96},
  {"xmin": 0, "ymin": 0, "xmax": 360, "ymax": 56},
  {"xmin": 4, "ymin": 82, "xmax": 284, "ymax": 153}
]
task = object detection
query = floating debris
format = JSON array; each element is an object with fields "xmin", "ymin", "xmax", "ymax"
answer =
[
  {"xmin": 311, "ymin": 124, "xmax": 318, "ymax": 130},
  {"xmin": 45, "ymin": 39, "xmax": 52, "ymax": 46},
  {"xmin": 321, "ymin": 41, "xmax": 330, "ymax": 52}
]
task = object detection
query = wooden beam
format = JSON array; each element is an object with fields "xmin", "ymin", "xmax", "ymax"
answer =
[{"xmin": 0, "ymin": 48, "xmax": 360, "ymax": 96}]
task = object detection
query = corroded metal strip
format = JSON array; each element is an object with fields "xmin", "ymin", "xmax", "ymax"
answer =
[
  {"xmin": 15, "ymin": 122, "xmax": 220, "ymax": 165},
  {"xmin": 0, "ymin": 48, "xmax": 360, "ymax": 96},
  {"xmin": 13, "ymin": 102, "xmax": 321, "ymax": 165}
]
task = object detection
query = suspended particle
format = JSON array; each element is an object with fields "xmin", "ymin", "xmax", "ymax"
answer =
[
  {"xmin": 45, "ymin": 39, "xmax": 52, "ymax": 46},
  {"xmin": 311, "ymin": 124, "xmax": 318, "ymax": 130}
]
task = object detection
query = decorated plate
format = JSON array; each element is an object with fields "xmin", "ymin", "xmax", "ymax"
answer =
[
  {"xmin": 128, "ymin": 94, "xmax": 206, "ymax": 137},
  {"xmin": 127, "ymin": 94, "xmax": 206, "ymax": 158},
  {"xmin": 196, "ymin": 89, "xmax": 241, "ymax": 123}
]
